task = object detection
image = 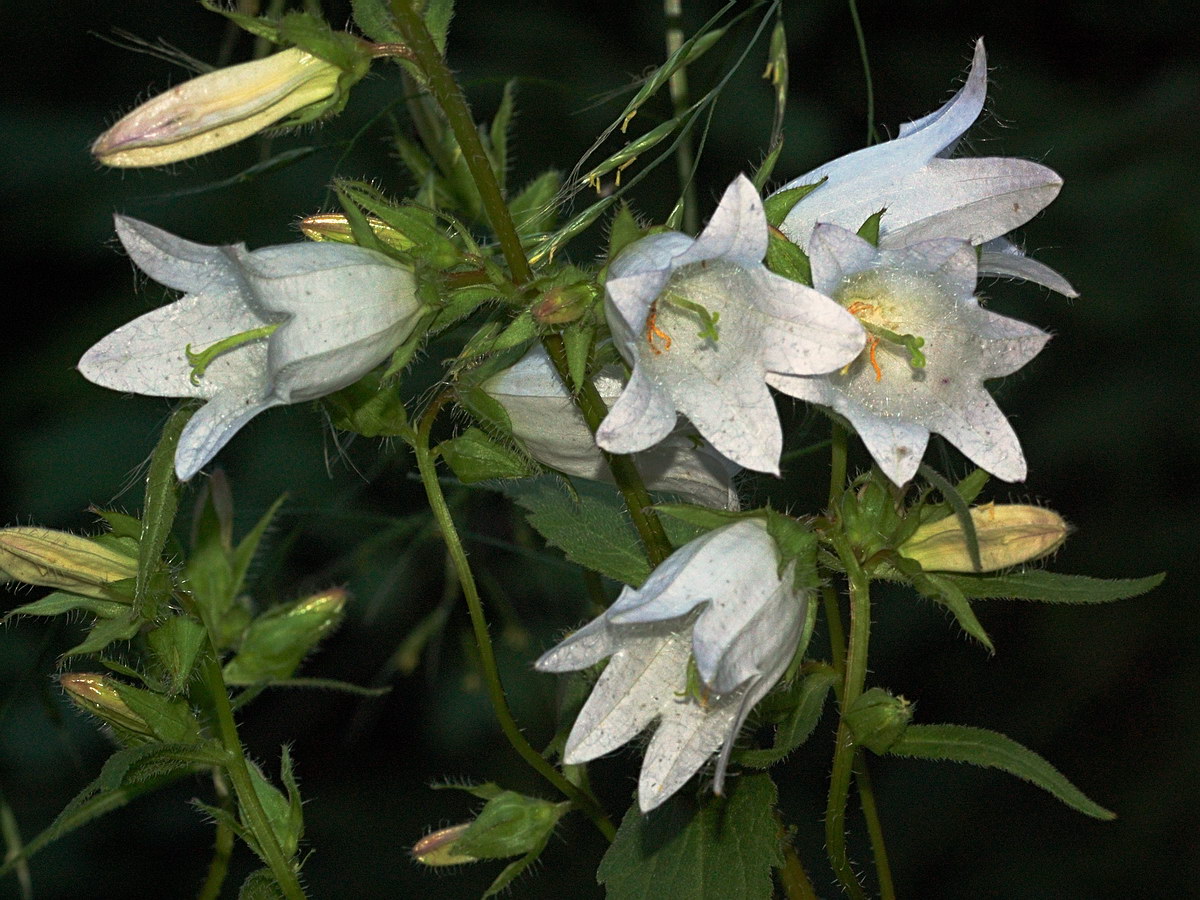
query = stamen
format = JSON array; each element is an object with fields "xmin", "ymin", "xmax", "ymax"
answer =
[
  {"xmin": 867, "ymin": 335, "xmax": 883, "ymax": 382},
  {"xmin": 847, "ymin": 300, "xmax": 876, "ymax": 317},
  {"xmin": 645, "ymin": 304, "xmax": 672, "ymax": 354}
]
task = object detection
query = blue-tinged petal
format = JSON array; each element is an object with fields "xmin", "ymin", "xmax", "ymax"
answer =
[
  {"xmin": 175, "ymin": 388, "xmax": 280, "ymax": 480},
  {"xmin": 595, "ymin": 364, "xmax": 678, "ymax": 454},
  {"xmin": 979, "ymin": 239, "xmax": 1079, "ymax": 297}
]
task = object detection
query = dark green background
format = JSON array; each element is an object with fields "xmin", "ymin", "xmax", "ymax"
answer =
[{"xmin": 2, "ymin": 1, "xmax": 1195, "ymax": 897}]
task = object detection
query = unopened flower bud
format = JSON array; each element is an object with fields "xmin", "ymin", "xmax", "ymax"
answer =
[
  {"xmin": 532, "ymin": 283, "xmax": 598, "ymax": 326},
  {"xmin": 59, "ymin": 673, "xmax": 152, "ymax": 738},
  {"xmin": 900, "ymin": 504, "xmax": 1068, "ymax": 573},
  {"xmin": 845, "ymin": 687, "xmax": 912, "ymax": 754},
  {"xmin": 411, "ymin": 823, "xmax": 478, "ymax": 867},
  {"xmin": 223, "ymin": 588, "xmax": 348, "ymax": 684},
  {"xmin": 0, "ymin": 527, "xmax": 137, "ymax": 599},
  {"xmin": 93, "ymin": 48, "xmax": 344, "ymax": 167},
  {"xmin": 299, "ymin": 213, "xmax": 414, "ymax": 253}
]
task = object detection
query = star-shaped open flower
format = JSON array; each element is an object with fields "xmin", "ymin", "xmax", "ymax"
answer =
[
  {"xmin": 79, "ymin": 215, "xmax": 423, "ymax": 480},
  {"xmin": 596, "ymin": 175, "xmax": 865, "ymax": 475},
  {"xmin": 774, "ymin": 39, "xmax": 1076, "ymax": 297},
  {"xmin": 483, "ymin": 347, "xmax": 740, "ymax": 509},
  {"xmin": 767, "ymin": 224, "xmax": 1050, "ymax": 485},
  {"xmin": 536, "ymin": 519, "xmax": 807, "ymax": 811}
]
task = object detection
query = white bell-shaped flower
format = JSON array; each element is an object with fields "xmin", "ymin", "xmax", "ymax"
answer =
[
  {"xmin": 79, "ymin": 216, "xmax": 423, "ymax": 480},
  {"xmin": 775, "ymin": 39, "xmax": 1076, "ymax": 297},
  {"xmin": 597, "ymin": 175, "xmax": 865, "ymax": 475},
  {"xmin": 768, "ymin": 224, "xmax": 1050, "ymax": 485},
  {"xmin": 536, "ymin": 519, "xmax": 806, "ymax": 811}
]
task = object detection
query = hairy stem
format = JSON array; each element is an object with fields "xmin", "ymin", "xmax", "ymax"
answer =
[
  {"xmin": 197, "ymin": 769, "xmax": 235, "ymax": 900},
  {"xmin": 201, "ymin": 655, "xmax": 305, "ymax": 900},
  {"xmin": 413, "ymin": 395, "xmax": 616, "ymax": 841},
  {"xmin": 389, "ymin": 1, "xmax": 533, "ymax": 284}
]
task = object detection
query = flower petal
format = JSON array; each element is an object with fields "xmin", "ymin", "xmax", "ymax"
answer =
[
  {"xmin": 979, "ymin": 239, "xmax": 1078, "ymax": 297},
  {"xmin": 175, "ymin": 388, "xmax": 280, "ymax": 480},
  {"xmin": 595, "ymin": 364, "xmax": 678, "ymax": 455},
  {"xmin": 638, "ymin": 689, "xmax": 738, "ymax": 811},
  {"xmin": 676, "ymin": 174, "xmax": 768, "ymax": 269},
  {"xmin": 114, "ymin": 215, "xmax": 241, "ymax": 294},
  {"xmin": 925, "ymin": 389, "xmax": 1028, "ymax": 482}
]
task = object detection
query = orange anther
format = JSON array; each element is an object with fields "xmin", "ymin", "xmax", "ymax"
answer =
[
  {"xmin": 646, "ymin": 306, "xmax": 672, "ymax": 354},
  {"xmin": 847, "ymin": 300, "xmax": 876, "ymax": 317},
  {"xmin": 867, "ymin": 335, "xmax": 882, "ymax": 382}
]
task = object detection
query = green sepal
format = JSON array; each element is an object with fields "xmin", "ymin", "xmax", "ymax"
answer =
[
  {"xmin": 63, "ymin": 608, "xmax": 146, "ymax": 658},
  {"xmin": 917, "ymin": 463, "xmax": 982, "ymax": 572},
  {"xmin": 561, "ymin": 322, "xmax": 595, "ymax": 393},
  {"xmin": 597, "ymin": 772, "xmax": 782, "ymax": 900},
  {"xmin": 334, "ymin": 180, "xmax": 460, "ymax": 267},
  {"xmin": 913, "ymin": 571, "xmax": 995, "ymax": 652},
  {"xmin": 933, "ymin": 570, "xmax": 1165, "ymax": 604},
  {"xmin": 887, "ymin": 723, "xmax": 1116, "ymax": 820},
  {"xmin": 91, "ymin": 508, "xmax": 142, "ymax": 542},
  {"xmin": 429, "ymin": 285, "xmax": 500, "ymax": 335},
  {"xmin": 324, "ymin": 370, "xmax": 411, "ymax": 438},
  {"xmin": 137, "ymin": 406, "xmax": 194, "ymax": 616},
  {"xmin": 510, "ymin": 170, "xmax": 562, "ymax": 237},
  {"xmin": 439, "ymin": 427, "xmax": 535, "ymax": 483},
  {"xmin": 653, "ymin": 502, "xmax": 747, "ymax": 532},
  {"xmin": 764, "ymin": 509, "xmax": 820, "ymax": 591},
  {"xmin": 606, "ymin": 203, "xmax": 644, "ymax": 265},
  {"xmin": 453, "ymin": 790, "xmax": 565, "ymax": 860},
  {"xmin": 238, "ymin": 868, "xmax": 286, "ymax": 900},
  {"xmin": 455, "ymin": 383, "xmax": 515, "ymax": 435},
  {"xmin": 762, "ymin": 179, "xmax": 825, "ymax": 227},
  {"xmin": 855, "ymin": 208, "xmax": 886, "ymax": 246},
  {"xmin": 765, "ymin": 229, "xmax": 812, "ymax": 286},
  {"xmin": 3, "ymin": 591, "xmax": 126, "ymax": 623},
  {"xmin": 845, "ymin": 687, "xmax": 913, "ymax": 753},
  {"xmin": 489, "ymin": 80, "xmax": 515, "ymax": 194},
  {"xmin": 114, "ymin": 683, "xmax": 202, "ymax": 745},
  {"xmin": 335, "ymin": 185, "xmax": 391, "ymax": 257},
  {"xmin": 147, "ymin": 616, "xmax": 207, "ymax": 695},
  {"xmin": 737, "ymin": 669, "xmax": 837, "ymax": 768}
]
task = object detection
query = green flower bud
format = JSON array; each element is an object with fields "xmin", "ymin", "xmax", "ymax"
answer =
[
  {"xmin": 299, "ymin": 213, "xmax": 415, "ymax": 253},
  {"xmin": 92, "ymin": 48, "xmax": 343, "ymax": 167},
  {"xmin": 0, "ymin": 527, "xmax": 136, "ymax": 600},
  {"xmin": 532, "ymin": 282, "xmax": 598, "ymax": 326},
  {"xmin": 223, "ymin": 588, "xmax": 348, "ymax": 685},
  {"xmin": 900, "ymin": 504, "xmax": 1068, "ymax": 573},
  {"xmin": 59, "ymin": 673, "xmax": 152, "ymax": 738},
  {"xmin": 845, "ymin": 687, "xmax": 913, "ymax": 754},
  {"xmin": 411, "ymin": 823, "xmax": 479, "ymax": 867}
]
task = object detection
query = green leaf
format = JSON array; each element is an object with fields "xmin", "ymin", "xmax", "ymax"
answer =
[
  {"xmin": 751, "ymin": 138, "xmax": 783, "ymax": 192},
  {"xmin": 501, "ymin": 477, "xmax": 701, "ymax": 587},
  {"xmin": 562, "ymin": 322, "xmax": 594, "ymax": 393},
  {"xmin": 245, "ymin": 756, "xmax": 302, "ymax": 859},
  {"xmin": 914, "ymin": 573, "xmax": 994, "ymax": 652},
  {"xmin": 137, "ymin": 406, "xmax": 193, "ymax": 614},
  {"xmin": 230, "ymin": 495, "xmax": 288, "ymax": 602},
  {"xmin": 738, "ymin": 670, "xmax": 837, "ymax": 768},
  {"xmin": 0, "ymin": 742, "xmax": 224, "ymax": 876},
  {"xmin": 336, "ymin": 185, "xmax": 390, "ymax": 256},
  {"xmin": 598, "ymin": 772, "xmax": 782, "ymax": 900},
  {"xmin": 4, "ymin": 591, "xmax": 126, "ymax": 622},
  {"xmin": 425, "ymin": 0, "xmax": 456, "ymax": 55},
  {"xmin": 0, "ymin": 792, "xmax": 31, "ymax": 900},
  {"xmin": 489, "ymin": 80, "xmax": 515, "ymax": 194},
  {"xmin": 887, "ymin": 724, "xmax": 1116, "ymax": 820},
  {"xmin": 440, "ymin": 427, "xmax": 534, "ymax": 483},
  {"xmin": 350, "ymin": 0, "xmax": 403, "ymax": 43},
  {"xmin": 937, "ymin": 570, "xmax": 1165, "ymax": 604}
]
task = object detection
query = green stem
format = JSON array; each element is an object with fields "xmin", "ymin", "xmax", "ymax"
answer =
[
  {"xmin": 197, "ymin": 769, "xmax": 236, "ymax": 900},
  {"xmin": 824, "ymin": 531, "xmax": 871, "ymax": 900},
  {"xmin": 542, "ymin": 334, "xmax": 673, "ymax": 565},
  {"xmin": 389, "ymin": 1, "xmax": 532, "ymax": 284},
  {"xmin": 828, "ymin": 421, "xmax": 848, "ymax": 512},
  {"xmin": 847, "ymin": 0, "xmax": 877, "ymax": 146},
  {"xmin": 413, "ymin": 397, "xmax": 617, "ymax": 841},
  {"xmin": 664, "ymin": 0, "xmax": 699, "ymax": 234},
  {"xmin": 201, "ymin": 655, "xmax": 305, "ymax": 900},
  {"xmin": 854, "ymin": 757, "xmax": 896, "ymax": 900},
  {"xmin": 778, "ymin": 831, "xmax": 820, "ymax": 900}
]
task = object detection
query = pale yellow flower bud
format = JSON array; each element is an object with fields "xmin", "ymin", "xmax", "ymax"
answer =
[
  {"xmin": 59, "ymin": 673, "xmax": 152, "ymax": 737},
  {"xmin": 0, "ymin": 527, "xmax": 137, "ymax": 599},
  {"xmin": 410, "ymin": 823, "xmax": 478, "ymax": 867},
  {"xmin": 92, "ymin": 48, "xmax": 342, "ymax": 167},
  {"xmin": 298, "ymin": 213, "xmax": 415, "ymax": 253},
  {"xmin": 899, "ymin": 504, "xmax": 1068, "ymax": 573}
]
